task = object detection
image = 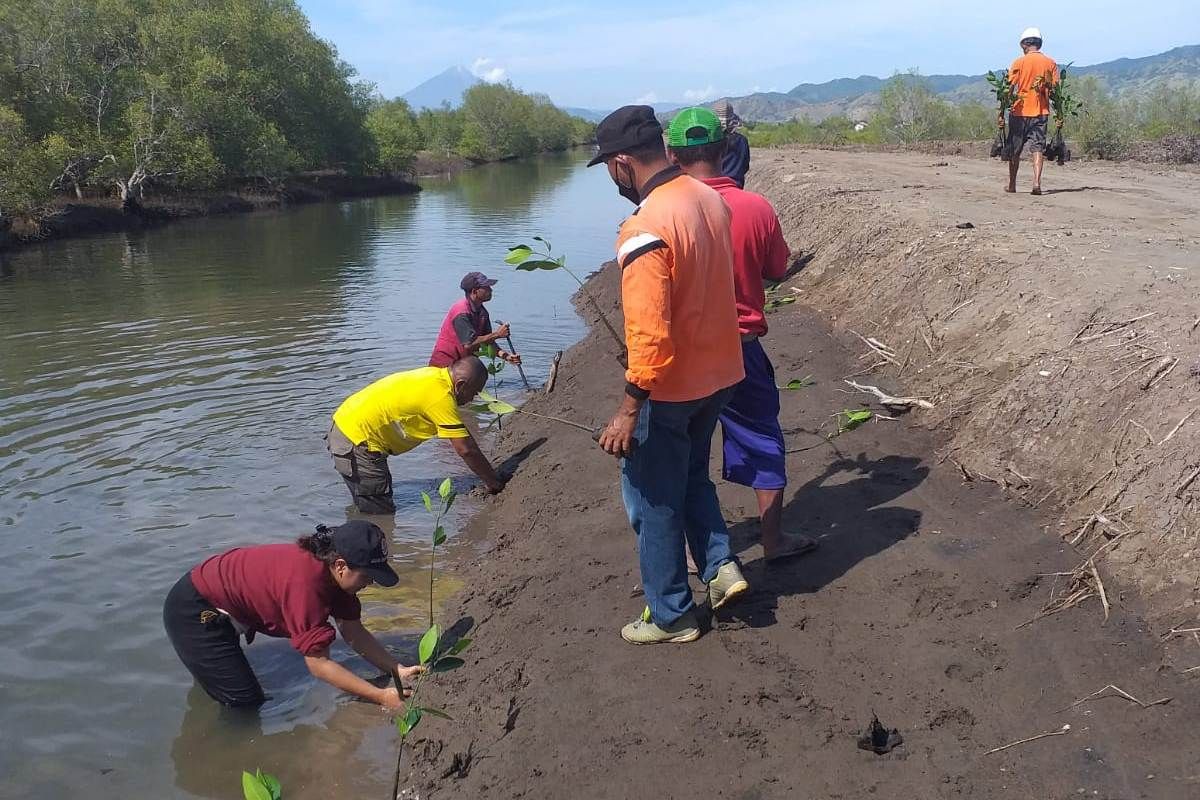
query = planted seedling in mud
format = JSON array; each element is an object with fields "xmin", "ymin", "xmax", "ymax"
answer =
[
  {"xmin": 504, "ymin": 237, "xmax": 627, "ymax": 361},
  {"xmin": 479, "ymin": 342, "xmax": 506, "ymax": 429},
  {"xmin": 390, "ymin": 479, "xmax": 472, "ymax": 797},
  {"xmin": 788, "ymin": 408, "xmax": 874, "ymax": 453},
  {"xmin": 985, "ymin": 69, "xmax": 1018, "ymax": 160},
  {"xmin": 242, "ymin": 769, "xmax": 281, "ymax": 800},
  {"xmin": 471, "ymin": 389, "xmax": 597, "ymax": 435}
]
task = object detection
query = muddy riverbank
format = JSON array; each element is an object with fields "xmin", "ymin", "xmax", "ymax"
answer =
[
  {"xmin": 394, "ymin": 238, "xmax": 1199, "ymax": 797},
  {"xmin": 0, "ymin": 173, "xmax": 419, "ymax": 253}
]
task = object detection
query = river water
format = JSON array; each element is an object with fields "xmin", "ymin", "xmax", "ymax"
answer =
[{"xmin": 0, "ymin": 150, "xmax": 627, "ymax": 799}]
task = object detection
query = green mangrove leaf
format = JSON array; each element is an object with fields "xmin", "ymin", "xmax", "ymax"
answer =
[
  {"xmin": 433, "ymin": 526, "xmax": 447, "ymax": 546},
  {"xmin": 422, "ymin": 707, "xmax": 454, "ymax": 720},
  {"xmin": 421, "ymin": 492, "xmax": 432, "ymax": 513},
  {"xmin": 443, "ymin": 490, "xmax": 456, "ymax": 513},
  {"xmin": 438, "ymin": 477, "xmax": 453, "ymax": 499},
  {"xmin": 515, "ymin": 259, "xmax": 561, "ymax": 271},
  {"xmin": 532, "ymin": 235, "xmax": 546, "ymax": 243},
  {"xmin": 504, "ymin": 245, "xmax": 532, "ymax": 264},
  {"xmin": 242, "ymin": 772, "xmax": 272, "ymax": 800},
  {"xmin": 780, "ymin": 376, "xmax": 814, "ymax": 390},
  {"xmin": 258, "ymin": 771, "xmax": 281, "ymax": 800},
  {"xmin": 397, "ymin": 706, "xmax": 423, "ymax": 736},
  {"xmin": 488, "ymin": 399, "xmax": 517, "ymax": 415},
  {"xmin": 419, "ymin": 624, "xmax": 440, "ymax": 665},
  {"xmin": 447, "ymin": 637, "xmax": 472, "ymax": 655},
  {"xmin": 837, "ymin": 409, "xmax": 874, "ymax": 434},
  {"xmin": 431, "ymin": 656, "xmax": 465, "ymax": 672}
]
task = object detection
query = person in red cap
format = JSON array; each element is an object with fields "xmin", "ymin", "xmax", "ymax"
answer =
[
  {"xmin": 163, "ymin": 520, "xmax": 425, "ymax": 709},
  {"xmin": 429, "ymin": 271, "xmax": 522, "ymax": 368}
]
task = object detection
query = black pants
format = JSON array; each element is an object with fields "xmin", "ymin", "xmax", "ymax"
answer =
[
  {"xmin": 163, "ymin": 573, "xmax": 266, "ymax": 707},
  {"xmin": 325, "ymin": 423, "xmax": 396, "ymax": 513}
]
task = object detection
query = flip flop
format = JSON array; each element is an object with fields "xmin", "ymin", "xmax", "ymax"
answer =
[{"xmin": 765, "ymin": 534, "xmax": 820, "ymax": 563}]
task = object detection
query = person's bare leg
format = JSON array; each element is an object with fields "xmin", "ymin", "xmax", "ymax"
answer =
[
  {"xmin": 1031, "ymin": 152, "xmax": 1045, "ymax": 193},
  {"xmin": 1006, "ymin": 154, "xmax": 1019, "ymax": 193},
  {"xmin": 758, "ymin": 488, "xmax": 817, "ymax": 560}
]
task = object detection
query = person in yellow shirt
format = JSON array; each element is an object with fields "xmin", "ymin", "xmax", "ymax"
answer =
[
  {"xmin": 1006, "ymin": 27, "xmax": 1059, "ymax": 195},
  {"xmin": 325, "ymin": 356, "xmax": 505, "ymax": 513}
]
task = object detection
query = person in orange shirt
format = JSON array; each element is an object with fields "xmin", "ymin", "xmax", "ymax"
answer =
[
  {"xmin": 589, "ymin": 105, "xmax": 749, "ymax": 645},
  {"xmin": 1006, "ymin": 27, "xmax": 1059, "ymax": 195}
]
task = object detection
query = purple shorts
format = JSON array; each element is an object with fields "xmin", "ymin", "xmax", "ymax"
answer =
[{"xmin": 720, "ymin": 338, "xmax": 786, "ymax": 490}]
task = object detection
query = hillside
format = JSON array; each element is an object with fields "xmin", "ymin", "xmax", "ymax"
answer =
[{"xmin": 723, "ymin": 43, "xmax": 1200, "ymax": 122}]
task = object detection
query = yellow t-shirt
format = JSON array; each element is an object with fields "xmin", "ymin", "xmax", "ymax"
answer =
[{"xmin": 332, "ymin": 367, "xmax": 469, "ymax": 455}]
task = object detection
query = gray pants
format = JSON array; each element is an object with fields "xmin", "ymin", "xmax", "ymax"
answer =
[{"xmin": 325, "ymin": 424, "xmax": 395, "ymax": 514}]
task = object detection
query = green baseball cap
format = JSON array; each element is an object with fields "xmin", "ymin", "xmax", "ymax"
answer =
[{"xmin": 666, "ymin": 107, "xmax": 724, "ymax": 147}]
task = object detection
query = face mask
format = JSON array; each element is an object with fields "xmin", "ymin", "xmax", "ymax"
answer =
[{"xmin": 613, "ymin": 160, "xmax": 640, "ymax": 205}]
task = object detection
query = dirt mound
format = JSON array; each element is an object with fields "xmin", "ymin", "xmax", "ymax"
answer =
[
  {"xmin": 750, "ymin": 147, "xmax": 1200, "ymax": 622},
  {"xmin": 395, "ymin": 215, "xmax": 1198, "ymax": 796}
]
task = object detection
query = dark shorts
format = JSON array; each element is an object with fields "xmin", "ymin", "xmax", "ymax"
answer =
[
  {"xmin": 163, "ymin": 573, "xmax": 266, "ymax": 707},
  {"xmin": 1007, "ymin": 114, "xmax": 1048, "ymax": 157},
  {"xmin": 720, "ymin": 338, "xmax": 787, "ymax": 490},
  {"xmin": 326, "ymin": 423, "xmax": 395, "ymax": 514}
]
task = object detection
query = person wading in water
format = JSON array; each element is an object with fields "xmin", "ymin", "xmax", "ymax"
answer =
[
  {"xmin": 429, "ymin": 272, "xmax": 522, "ymax": 368},
  {"xmin": 163, "ymin": 520, "xmax": 424, "ymax": 709}
]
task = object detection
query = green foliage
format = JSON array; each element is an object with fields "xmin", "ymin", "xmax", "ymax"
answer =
[
  {"xmin": 1045, "ymin": 63, "xmax": 1083, "ymax": 128},
  {"xmin": 418, "ymin": 624, "xmax": 439, "ymax": 665},
  {"xmin": 986, "ymin": 69, "xmax": 1019, "ymax": 115},
  {"xmin": 878, "ymin": 70, "xmax": 940, "ymax": 144},
  {"xmin": 242, "ymin": 769, "xmax": 282, "ymax": 800},
  {"xmin": 779, "ymin": 376, "xmax": 814, "ymax": 390},
  {"xmin": 836, "ymin": 409, "xmax": 874, "ymax": 434},
  {"xmin": 470, "ymin": 389, "xmax": 517, "ymax": 417},
  {"xmin": 366, "ymin": 99, "xmax": 424, "ymax": 176},
  {"xmin": 1073, "ymin": 76, "xmax": 1131, "ymax": 159},
  {"xmin": 0, "ymin": 105, "xmax": 55, "ymax": 218}
]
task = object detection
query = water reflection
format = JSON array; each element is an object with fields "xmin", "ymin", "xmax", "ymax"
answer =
[{"xmin": 0, "ymin": 149, "xmax": 629, "ymax": 799}]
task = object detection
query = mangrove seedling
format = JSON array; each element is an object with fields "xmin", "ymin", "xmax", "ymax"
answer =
[
  {"xmin": 479, "ymin": 342, "xmax": 506, "ymax": 429},
  {"xmin": 1040, "ymin": 64, "xmax": 1080, "ymax": 165},
  {"xmin": 985, "ymin": 69, "xmax": 1018, "ymax": 159},
  {"xmin": 470, "ymin": 390, "xmax": 596, "ymax": 435},
  {"xmin": 787, "ymin": 408, "xmax": 875, "ymax": 453},
  {"xmin": 390, "ymin": 480, "xmax": 471, "ymax": 797},
  {"xmin": 242, "ymin": 769, "xmax": 281, "ymax": 800},
  {"xmin": 504, "ymin": 237, "xmax": 627, "ymax": 361}
]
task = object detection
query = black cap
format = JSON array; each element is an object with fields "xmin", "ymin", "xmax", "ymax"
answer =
[
  {"xmin": 460, "ymin": 271, "xmax": 498, "ymax": 291},
  {"xmin": 587, "ymin": 105, "xmax": 664, "ymax": 167},
  {"xmin": 330, "ymin": 520, "xmax": 398, "ymax": 587}
]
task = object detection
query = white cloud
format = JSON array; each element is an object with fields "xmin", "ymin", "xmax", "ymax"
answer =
[
  {"xmin": 683, "ymin": 85, "xmax": 716, "ymax": 102},
  {"xmin": 471, "ymin": 57, "xmax": 508, "ymax": 83},
  {"xmin": 635, "ymin": 91, "xmax": 658, "ymax": 104}
]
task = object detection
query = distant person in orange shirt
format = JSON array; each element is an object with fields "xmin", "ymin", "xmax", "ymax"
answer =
[
  {"xmin": 1006, "ymin": 27, "xmax": 1059, "ymax": 195},
  {"xmin": 588, "ymin": 105, "xmax": 749, "ymax": 645}
]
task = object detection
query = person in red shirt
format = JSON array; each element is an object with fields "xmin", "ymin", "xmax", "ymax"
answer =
[
  {"xmin": 429, "ymin": 272, "xmax": 522, "ymax": 368},
  {"xmin": 667, "ymin": 107, "xmax": 818, "ymax": 563},
  {"xmin": 163, "ymin": 520, "xmax": 424, "ymax": 708},
  {"xmin": 1005, "ymin": 27, "xmax": 1060, "ymax": 195}
]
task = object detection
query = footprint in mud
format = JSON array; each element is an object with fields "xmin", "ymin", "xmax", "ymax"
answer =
[{"xmin": 929, "ymin": 707, "xmax": 977, "ymax": 741}]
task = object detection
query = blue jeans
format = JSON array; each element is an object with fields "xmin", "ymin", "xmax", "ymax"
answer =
[{"xmin": 621, "ymin": 387, "xmax": 737, "ymax": 625}]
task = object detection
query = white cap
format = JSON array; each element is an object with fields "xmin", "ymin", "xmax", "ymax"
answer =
[{"xmin": 1020, "ymin": 27, "xmax": 1042, "ymax": 42}]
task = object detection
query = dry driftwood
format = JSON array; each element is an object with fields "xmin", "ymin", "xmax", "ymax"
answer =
[
  {"xmin": 844, "ymin": 380, "xmax": 934, "ymax": 410},
  {"xmin": 545, "ymin": 350, "xmax": 563, "ymax": 394},
  {"xmin": 1060, "ymin": 684, "xmax": 1172, "ymax": 712}
]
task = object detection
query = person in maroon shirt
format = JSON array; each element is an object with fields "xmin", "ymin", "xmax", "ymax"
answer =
[
  {"xmin": 667, "ymin": 107, "xmax": 819, "ymax": 563},
  {"xmin": 163, "ymin": 520, "xmax": 423, "ymax": 708}
]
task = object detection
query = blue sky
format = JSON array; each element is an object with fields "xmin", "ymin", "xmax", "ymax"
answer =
[{"xmin": 299, "ymin": 1, "xmax": 1200, "ymax": 109}]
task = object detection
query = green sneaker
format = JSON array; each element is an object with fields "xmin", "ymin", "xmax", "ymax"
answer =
[
  {"xmin": 707, "ymin": 561, "xmax": 749, "ymax": 610},
  {"xmin": 620, "ymin": 606, "xmax": 701, "ymax": 644}
]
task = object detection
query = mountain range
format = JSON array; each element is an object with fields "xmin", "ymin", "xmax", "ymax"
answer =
[{"xmin": 400, "ymin": 44, "xmax": 1200, "ymax": 124}]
